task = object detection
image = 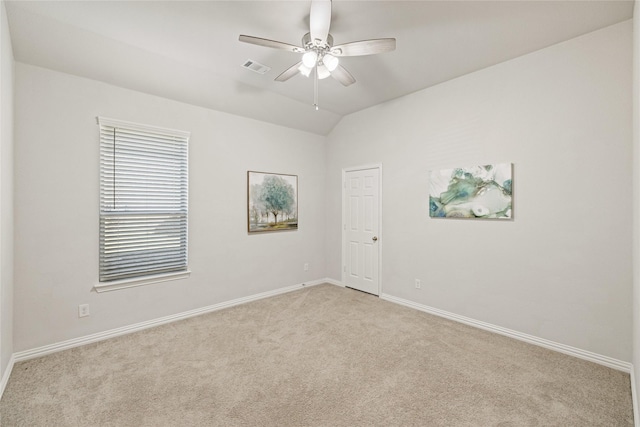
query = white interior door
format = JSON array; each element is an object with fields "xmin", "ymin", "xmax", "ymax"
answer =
[{"xmin": 343, "ymin": 166, "xmax": 381, "ymax": 295}]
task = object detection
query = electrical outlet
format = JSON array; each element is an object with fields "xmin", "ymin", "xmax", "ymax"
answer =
[
  {"xmin": 415, "ymin": 279, "xmax": 421, "ymax": 289},
  {"xmin": 304, "ymin": 263, "xmax": 309, "ymax": 271},
  {"xmin": 78, "ymin": 304, "xmax": 90, "ymax": 318}
]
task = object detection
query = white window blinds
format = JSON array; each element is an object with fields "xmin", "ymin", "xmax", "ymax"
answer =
[{"xmin": 98, "ymin": 117, "xmax": 189, "ymax": 283}]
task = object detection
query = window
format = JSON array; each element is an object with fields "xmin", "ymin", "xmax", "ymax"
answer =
[{"xmin": 97, "ymin": 117, "xmax": 189, "ymax": 291}]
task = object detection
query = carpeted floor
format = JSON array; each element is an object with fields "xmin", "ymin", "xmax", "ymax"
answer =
[{"xmin": 0, "ymin": 284, "xmax": 633, "ymax": 426}]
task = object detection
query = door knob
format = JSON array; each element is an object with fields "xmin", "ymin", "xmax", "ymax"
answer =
[{"xmin": 372, "ymin": 236, "xmax": 378, "ymax": 242}]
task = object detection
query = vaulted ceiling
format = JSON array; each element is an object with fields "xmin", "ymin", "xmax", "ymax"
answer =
[{"xmin": 5, "ymin": 1, "xmax": 634, "ymax": 135}]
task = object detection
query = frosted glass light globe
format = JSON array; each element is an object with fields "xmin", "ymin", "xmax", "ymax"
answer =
[
  {"xmin": 317, "ymin": 64, "xmax": 331, "ymax": 80},
  {"xmin": 298, "ymin": 64, "xmax": 312, "ymax": 77},
  {"xmin": 302, "ymin": 51, "xmax": 318, "ymax": 68},
  {"xmin": 323, "ymin": 54, "xmax": 339, "ymax": 72}
]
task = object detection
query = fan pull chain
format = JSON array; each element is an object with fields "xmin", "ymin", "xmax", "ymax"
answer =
[{"xmin": 314, "ymin": 63, "xmax": 319, "ymax": 111}]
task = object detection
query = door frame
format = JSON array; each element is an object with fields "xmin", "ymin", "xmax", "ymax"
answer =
[{"xmin": 341, "ymin": 163, "xmax": 383, "ymax": 296}]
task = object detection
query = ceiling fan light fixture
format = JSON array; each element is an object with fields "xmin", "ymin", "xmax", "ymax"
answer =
[
  {"xmin": 298, "ymin": 63, "xmax": 312, "ymax": 77},
  {"xmin": 317, "ymin": 64, "xmax": 331, "ymax": 80},
  {"xmin": 323, "ymin": 54, "xmax": 338, "ymax": 71},
  {"xmin": 239, "ymin": 0, "xmax": 396, "ymax": 108},
  {"xmin": 302, "ymin": 51, "xmax": 318, "ymax": 68}
]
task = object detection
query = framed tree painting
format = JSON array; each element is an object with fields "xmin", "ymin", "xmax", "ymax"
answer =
[{"xmin": 248, "ymin": 171, "xmax": 298, "ymax": 233}]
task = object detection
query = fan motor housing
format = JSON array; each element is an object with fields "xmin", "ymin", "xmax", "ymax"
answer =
[{"xmin": 302, "ymin": 32, "xmax": 333, "ymax": 49}]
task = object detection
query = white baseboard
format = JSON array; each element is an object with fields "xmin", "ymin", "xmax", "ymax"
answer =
[
  {"xmin": 13, "ymin": 279, "xmax": 329, "ymax": 363},
  {"xmin": 323, "ymin": 277, "xmax": 344, "ymax": 287},
  {"xmin": 379, "ymin": 292, "xmax": 632, "ymax": 373},
  {"xmin": 0, "ymin": 353, "xmax": 15, "ymax": 400}
]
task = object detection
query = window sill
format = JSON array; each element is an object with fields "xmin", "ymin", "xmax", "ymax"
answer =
[{"xmin": 94, "ymin": 271, "xmax": 191, "ymax": 293}]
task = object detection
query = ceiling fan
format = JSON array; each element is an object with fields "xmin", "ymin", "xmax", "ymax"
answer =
[{"xmin": 239, "ymin": 0, "xmax": 396, "ymax": 110}]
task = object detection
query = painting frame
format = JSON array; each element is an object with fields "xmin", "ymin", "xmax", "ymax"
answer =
[
  {"xmin": 429, "ymin": 163, "xmax": 513, "ymax": 220},
  {"xmin": 247, "ymin": 171, "xmax": 298, "ymax": 233}
]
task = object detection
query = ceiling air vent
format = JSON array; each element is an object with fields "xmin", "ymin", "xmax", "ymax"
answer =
[{"xmin": 242, "ymin": 60, "xmax": 271, "ymax": 75}]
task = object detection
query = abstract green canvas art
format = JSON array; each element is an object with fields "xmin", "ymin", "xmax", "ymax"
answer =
[{"xmin": 429, "ymin": 163, "xmax": 512, "ymax": 219}]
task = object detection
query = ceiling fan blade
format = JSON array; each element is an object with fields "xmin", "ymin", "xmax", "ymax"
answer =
[
  {"xmin": 331, "ymin": 38, "xmax": 396, "ymax": 57},
  {"xmin": 239, "ymin": 35, "xmax": 304, "ymax": 53},
  {"xmin": 275, "ymin": 62, "xmax": 303, "ymax": 82},
  {"xmin": 330, "ymin": 64, "xmax": 356, "ymax": 87},
  {"xmin": 309, "ymin": 0, "xmax": 331, "ymax": 46}
]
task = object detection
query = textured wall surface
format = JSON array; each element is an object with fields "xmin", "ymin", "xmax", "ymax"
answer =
[
  {"xmin": 326, "ymin": 21, "xmax": 633, "ymax": 361},
  {"xmin": 13, "ymin": 63, "xmax": 326, "ymax": 351}
]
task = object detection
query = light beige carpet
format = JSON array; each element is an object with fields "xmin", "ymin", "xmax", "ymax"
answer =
[{"xmin": 0, "ymin": 284, "xmax": 633, "ymax": 426}]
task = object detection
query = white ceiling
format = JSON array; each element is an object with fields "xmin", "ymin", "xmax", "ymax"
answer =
[{"xmin": 5, "ymin": 1, "xmax": 634, "ymax": 135}]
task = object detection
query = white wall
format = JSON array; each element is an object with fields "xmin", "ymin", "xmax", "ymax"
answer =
[
  {"xmin": 0, "ymin": 0, "xmax": 14, "ymax": 379},
  {"xmin": 632, "ymin": 0, "xmax": 640, "ymax": 413},
  {"xmin": 326, "ymin": 21, "xmax": 632, "ymax": 361},
  {"xmin": 13, "ymin": 63, "xmax": 326, "ymax": 351}
]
